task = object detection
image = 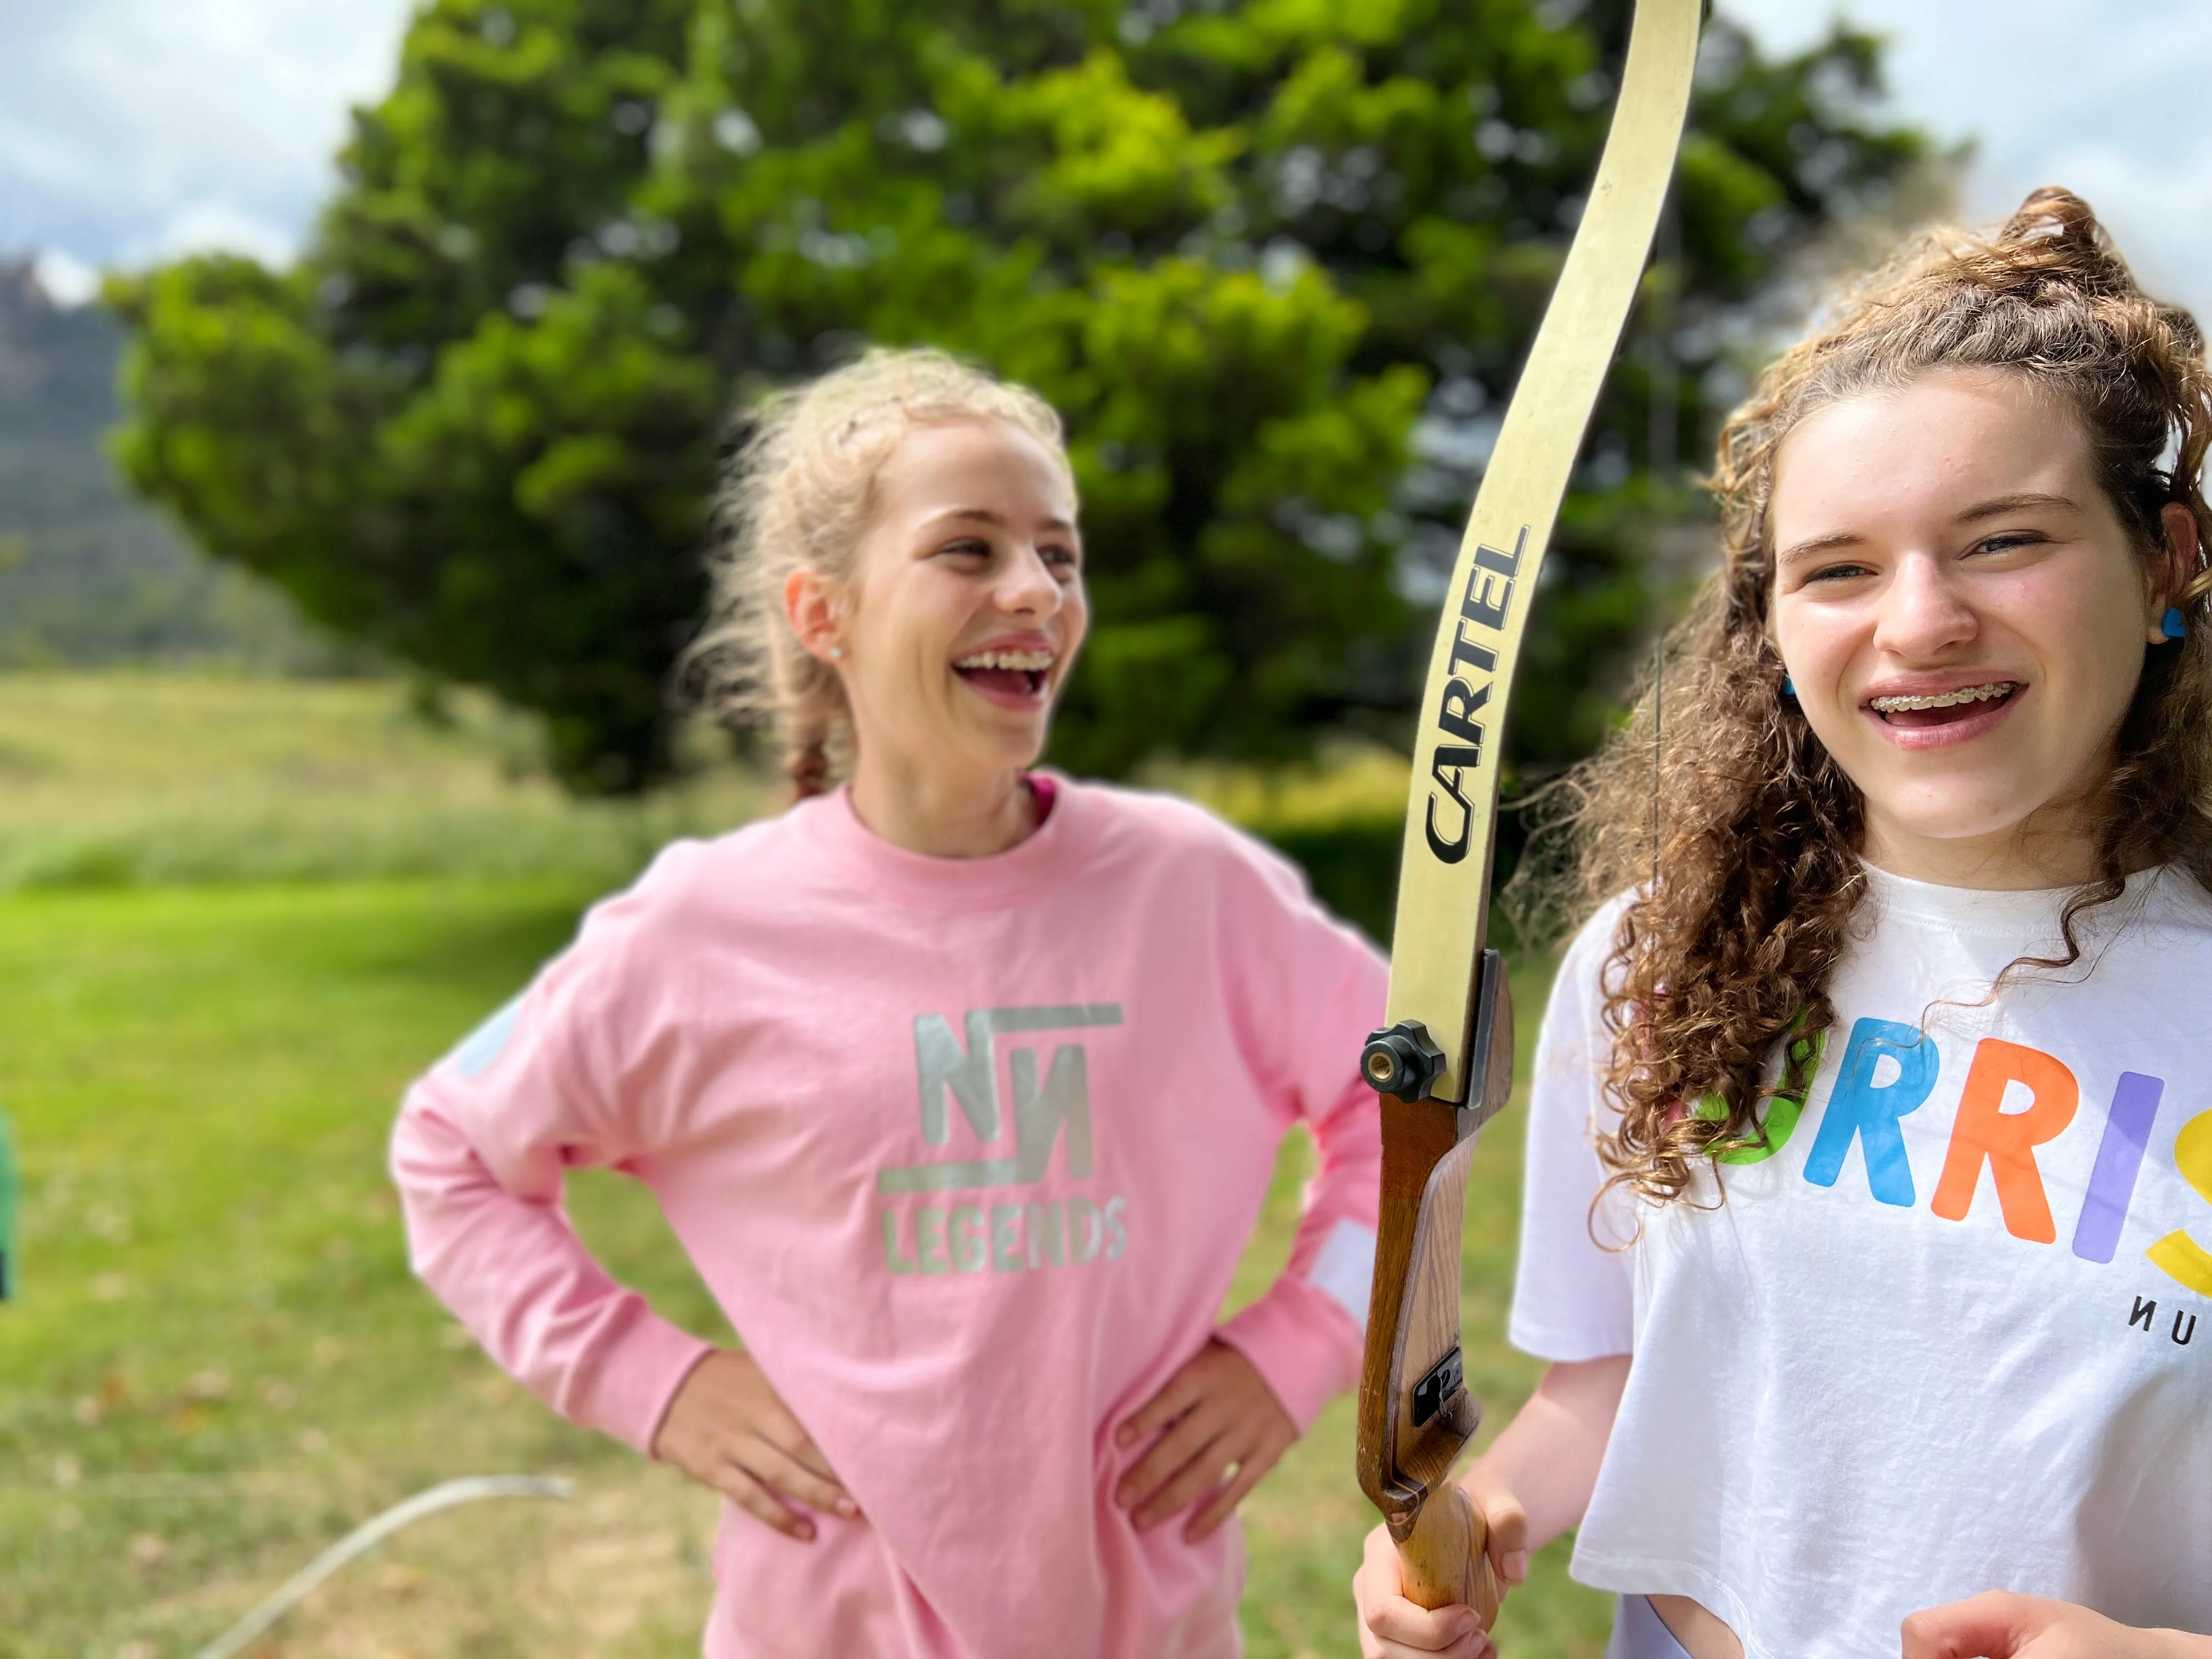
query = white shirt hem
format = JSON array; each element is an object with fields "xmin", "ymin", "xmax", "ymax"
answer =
[{"xmin": 1569, "ymin": 1550, "xmax": 1769, "ymax": 1659}]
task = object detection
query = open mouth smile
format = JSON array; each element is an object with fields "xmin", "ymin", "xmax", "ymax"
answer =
[
  {"xmin": 952, "ymin": 647, "xmax": 1054, "ymax": 704},
  {"xmin": 1861, "ymin": 679, "xmax": 2021, "ymax": 742}
]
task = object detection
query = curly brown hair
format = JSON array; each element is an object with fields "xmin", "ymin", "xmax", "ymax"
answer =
[{"xmin": 1557, "ymin": 187, "xmax": 2212, "ymax": 1204}]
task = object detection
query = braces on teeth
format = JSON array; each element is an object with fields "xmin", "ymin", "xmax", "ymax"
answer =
[{"xmin": 1868, "ymin": 681, "xmax": 2015, "ymax": 713}]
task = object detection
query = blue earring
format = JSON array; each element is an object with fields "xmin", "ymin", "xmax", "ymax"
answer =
[
  {"xmin": 1781, "ymin": 675, "xmax": 1796, "ymax": 697},
  {"xmin": 2162, "ymin": 607, "xmax": 2188, "ymax": 641}
]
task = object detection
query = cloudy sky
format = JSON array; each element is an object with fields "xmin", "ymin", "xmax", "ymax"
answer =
[
  {"xmin": 0, "ymin": 0, "xmax": 411, "ymax": 299},
  {"xmin": 2, "ymin": 0, "xmax": 2208, "ymax": 325},
  {"xmin": 1725, "ymin": 0, "xmax": 2212, "ymax": 322}
]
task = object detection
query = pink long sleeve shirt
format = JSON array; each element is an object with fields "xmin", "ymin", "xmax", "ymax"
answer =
[{"xmin": 390, "ymin": 777, "xmax": 1385, "ymax": 1658}]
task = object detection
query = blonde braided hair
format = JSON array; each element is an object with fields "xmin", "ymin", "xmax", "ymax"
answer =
[{"xmin": 689, "ymin": 348, "xmax": 1071, "ymax": 797}]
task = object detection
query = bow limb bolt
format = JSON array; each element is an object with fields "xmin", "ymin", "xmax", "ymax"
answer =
[{"xmin": 1353, "ymin": 0, "xmax": 1702, "ymax": 1620}]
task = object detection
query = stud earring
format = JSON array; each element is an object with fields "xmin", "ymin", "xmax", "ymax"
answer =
[
  {"xmin": 2162, "ymin": 607, "xmax": 2187, "ymax": 641},
  {"xmin": 829, "ymin": 644, "xmax": 845, "ymax": 660},
  {"xmin": 1781, "ymin": 675, "xmax": 1796, "ymax": 698}
]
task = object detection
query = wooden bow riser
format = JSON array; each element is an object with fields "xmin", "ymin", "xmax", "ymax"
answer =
[{"xmin": 1356, "ymin": 959, "xmax": 1514, "ymax": 1615}]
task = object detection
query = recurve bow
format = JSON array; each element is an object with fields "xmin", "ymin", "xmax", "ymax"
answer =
[{"xmin": 1355, "ymin": 0, "xmax": 1702, "ymax": 1617}]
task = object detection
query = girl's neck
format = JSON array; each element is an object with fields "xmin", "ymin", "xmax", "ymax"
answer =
[
  {"xmin": 1860, "ymin": 806, "xmax": 2103, "ymax": 892},
  {"xmin": 847, "ymin": 754, "xmax": 1038, "ymax": 859}
]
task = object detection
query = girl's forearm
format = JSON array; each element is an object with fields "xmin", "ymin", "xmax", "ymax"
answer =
[{"xmin": 1463, "ymin": 1353, "xmax": 1629, "ymax": 1551}]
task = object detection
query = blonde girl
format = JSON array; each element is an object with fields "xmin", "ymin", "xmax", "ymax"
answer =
[{"xmin": 394, "ymin": 350, "xmax": 1390, "ymax": 1657}]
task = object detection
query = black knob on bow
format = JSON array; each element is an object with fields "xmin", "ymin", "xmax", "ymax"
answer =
[{"xmin": 1360, "ymin": 1020, "xmax": 1443, "ymax": 1100}]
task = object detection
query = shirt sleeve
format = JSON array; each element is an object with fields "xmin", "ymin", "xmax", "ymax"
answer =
[
  {"xmin": 1209, "ymin": 831, "xmax": 1389, "ymax": 1433},
  {"xmin": 387, "ymin": 885, "xmax": 715, "ymax": 1456},
  {"xmin": 1506, "ymin": 899, "xmax": 1638, "ymax": 1363}
]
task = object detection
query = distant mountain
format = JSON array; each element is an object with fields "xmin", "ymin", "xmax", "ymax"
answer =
[{"xmin": 0, "ymin": 259, "xmax": 325, "ymax": 667}]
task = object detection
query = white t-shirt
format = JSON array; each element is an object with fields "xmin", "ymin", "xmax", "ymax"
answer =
[{"xmin": 1513, "ymin": 864, "xmax": 2212, "ymax": 1658}]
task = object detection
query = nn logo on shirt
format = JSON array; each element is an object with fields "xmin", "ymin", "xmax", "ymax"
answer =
[{"xmin": 876, "ymin": 1003, "xmax": 1125, "ymax": 1278}]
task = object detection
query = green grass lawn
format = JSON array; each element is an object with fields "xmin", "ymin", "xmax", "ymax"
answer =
[
  {"xmin": 0, "ymin": 672, "xmax": 766, "ymax": 892},
  {"xmin": 0, "ymin": 672, "xmax": 1613, "ymax": 1658}
]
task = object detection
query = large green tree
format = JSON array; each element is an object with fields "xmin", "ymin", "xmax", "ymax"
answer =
[{"xmin": 111, "ymin": 0, "xmax": 1917, "ymax": 792}]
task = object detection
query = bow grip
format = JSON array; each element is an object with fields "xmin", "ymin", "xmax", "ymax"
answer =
[
  {"xmin": 1396, "ymin": 1482, "xmax": 1503, "ymax": 1620},
  {"xmin": 1355, "ymin": 953, "xmax": 1515, "ymax": 1613}
]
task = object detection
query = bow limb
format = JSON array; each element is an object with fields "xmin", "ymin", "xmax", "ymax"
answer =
[{"xmin": 1355, "ymin": 0, "xmax": 1702, "ymax": 1616}]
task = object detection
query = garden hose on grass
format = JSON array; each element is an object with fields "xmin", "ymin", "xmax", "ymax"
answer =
[
  {"xmin": 194, "ymin": 1473, "xmax": 572, "ymax": 1659},
  {"xmin": 0, "ymin": 1110, "xmax": 567, "ymax": 1648}
]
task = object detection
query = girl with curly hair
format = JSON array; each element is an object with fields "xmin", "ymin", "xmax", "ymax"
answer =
[{"xmin": 1356, "ymin": 189, "xmax": 2212, "ymax": 1658}]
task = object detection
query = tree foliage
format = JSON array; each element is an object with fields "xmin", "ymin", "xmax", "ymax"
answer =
[{"xmin": 112, "ymin": 0, "xmax": 1920, "ymax": 792}]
